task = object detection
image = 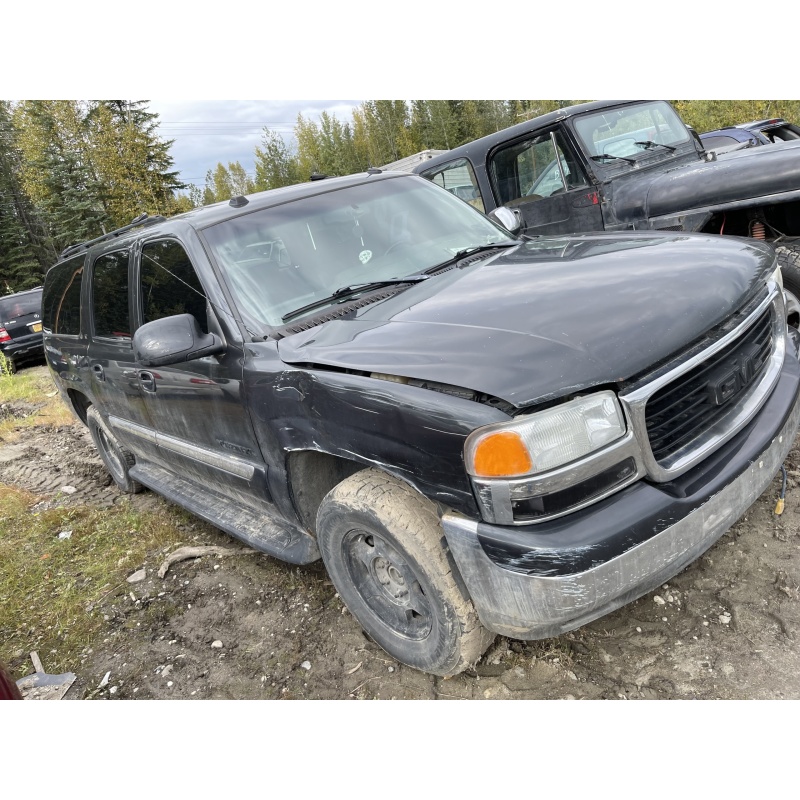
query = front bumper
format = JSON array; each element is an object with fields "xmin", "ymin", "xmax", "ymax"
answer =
[{"xmin": 442, "ymin": 348, "xmax": 800, "ymax": 640}]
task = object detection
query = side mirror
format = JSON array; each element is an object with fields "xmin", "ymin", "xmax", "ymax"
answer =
[
  {"xmin": 133, "ymin": 314, "xmax": 225, "ymax": 367},
  {"xmin": 488, "ymin": 206, "xmax": 523, "ymax": 234}
]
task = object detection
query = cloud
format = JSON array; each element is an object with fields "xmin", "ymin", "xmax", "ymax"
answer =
[{"xmin": 147, "ymin": 100, "xmax": 363, "ymax": 187}]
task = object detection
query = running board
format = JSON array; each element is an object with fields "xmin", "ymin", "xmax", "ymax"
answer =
[{"xmin": 129, "ymin": 463, "xmax": 320, "ymax": 565}]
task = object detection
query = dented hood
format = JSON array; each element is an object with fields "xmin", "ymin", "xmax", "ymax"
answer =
[
  {"xmin": 277, "ymin": 233, "xmax": 775, "ymax": 408},
  {"xmin": 613, "ymin": 139, "xmax": 800, "ymax": 222}
]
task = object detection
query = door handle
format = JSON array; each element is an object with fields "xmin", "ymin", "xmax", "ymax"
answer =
[
  {"xmin": 138, "ymin": 370, "xmax": 156, "ymax": 393},
  {"xmin": 92, "ymin": 363, "xmax": 105, "ymax": 382}
]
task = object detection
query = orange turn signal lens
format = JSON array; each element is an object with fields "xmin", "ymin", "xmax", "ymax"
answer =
[{"xmin": 471, "ymin": 431, "xmax": 533, "ymax": 477}]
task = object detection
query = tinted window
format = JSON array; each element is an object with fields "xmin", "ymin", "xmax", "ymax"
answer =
[
  {"xmin": 42, "ymin": 257, "xmax": 84, "ymax": 336},
  {"xmin": 0, "ymin": 291, "xmax": 41, "ymax": 323},
  {"xmin": 140, "ymin": 240, "xmax": 208, "ymax": 332},
  {"xmin": 92, "ymin": 250, "xmax": 131, "ymax": 339}
]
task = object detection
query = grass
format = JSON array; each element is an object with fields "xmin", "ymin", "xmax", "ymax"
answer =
[
  {"xmin": 0, "ymin": 485, "xmax": 187, "ymax": 679},
  {"xmin": 0, "ymin": 363, "xmax": 75, "ymax": 441}
]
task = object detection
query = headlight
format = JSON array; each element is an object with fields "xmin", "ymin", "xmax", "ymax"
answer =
[{"xmin": 464, "ymin": 391, "xmax": 626, "ymax": 478}]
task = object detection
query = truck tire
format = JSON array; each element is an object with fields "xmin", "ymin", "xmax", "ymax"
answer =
[
  {"xmin": 87, "ymin": 406, "xmax": 144, "ymax": 494},
  {"xmin": 775, "ymin": 242, "xmax": 800, "ymax": 328},
  {"xmin": 316, "ymin": 468, "xmax": 494, "ymax": 676}
]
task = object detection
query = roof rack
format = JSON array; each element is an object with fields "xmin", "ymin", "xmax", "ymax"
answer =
[{"xmin": 60, "ymin": 213, "xmax": 167, "ymax": 259}]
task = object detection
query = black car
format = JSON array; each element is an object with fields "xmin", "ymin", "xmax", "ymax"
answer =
[
  {"xmin": 412, "ymin": 100, "xmax": 800, "ymax": 326},
  {"xmin": 42, "ymin": 173, "xmax": 800, "ymax": 677},
  {"xmin": 0, "ymin": 287, "xmax": 43, "ymax": 373}
]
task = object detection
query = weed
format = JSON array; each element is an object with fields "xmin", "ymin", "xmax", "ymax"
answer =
[
  {"xmin": 0, "ymin": 365, "xmax": 73, "ymax": 441},
  {"xmin": 0, "ymin": 484, "xmax": 186, "ymax": 678}
]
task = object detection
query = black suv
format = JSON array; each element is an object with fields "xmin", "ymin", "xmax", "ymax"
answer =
[
  {"xmin": 0, "ymin": 287, "xmax": 43, "ymax": 373},
  {"xmin": 42, "ymin": 172, "xmax": 800, "ymax": 676},
  {"xmin": 413, "ymin": 100, "xmax": 800, "ymax": 325}
]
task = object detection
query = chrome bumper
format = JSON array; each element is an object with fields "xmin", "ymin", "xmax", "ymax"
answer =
[{"xmin": 442, "ymin": 383, "xmax": 800, "ymax": 640}]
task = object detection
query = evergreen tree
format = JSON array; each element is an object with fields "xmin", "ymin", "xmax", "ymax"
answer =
[
  {"xmin": 0, "ymin": 102, "xmax": 56, "ymax": 291},
  {"xmin": 13, "ymin": 100, "xmax": 108, "ymax": 255}
]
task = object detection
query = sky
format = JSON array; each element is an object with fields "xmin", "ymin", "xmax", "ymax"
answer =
[
  {"xmin": 146, "ymin": 99, "xmax": 363, "ymax": 188},
  {"xmin": 9, "ymin": 3, "xmax": 790, "ymax": 199}
]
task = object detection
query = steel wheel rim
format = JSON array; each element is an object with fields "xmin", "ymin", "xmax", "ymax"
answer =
[
  {"xmin": 785, "ymin": 287, "xmax": 800, "ymax": 329},
  {"xmin": 341, "ymin": 529, "xmax": 433, "ymax": 641},
  {"xmin": 97, "ymin": 426, "xmax": 125, "ymax": 482}
]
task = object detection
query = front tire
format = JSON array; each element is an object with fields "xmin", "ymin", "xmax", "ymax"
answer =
[
  {"xmin": 775, "ymin": 241, "xmax": 800, "ymax": 329},
  {"xmin": 87, "ymin": 406, "xmax": 143, "ymax": 494},
  {"xmin": 316, "ymin": 468, "xmax": 493, "ymax": 676}
]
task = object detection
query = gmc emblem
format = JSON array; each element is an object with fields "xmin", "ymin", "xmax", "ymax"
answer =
[{"xmin": 707, "ymin": 347, "xmax": 759, "ymax": 407}]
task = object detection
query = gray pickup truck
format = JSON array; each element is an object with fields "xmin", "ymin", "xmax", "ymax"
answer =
[{"xmin": 413, "ymin": 100, "xmax": 800, "ymax": 324}]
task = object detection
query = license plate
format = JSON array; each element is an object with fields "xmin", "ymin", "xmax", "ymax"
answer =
[{"xmin": 31, "ymin": 322, "xmax": 42, "ymax": 332}]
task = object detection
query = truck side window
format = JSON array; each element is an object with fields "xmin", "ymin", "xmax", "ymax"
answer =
[
  {"xmin": 140, "ymin": 240, "xmax": 208, "ymax": 333},
  {"xmin": 42, "ymin": 256, "xmax": 84, "ymax": 336},
  {"xmin": 92, "ymin": 250, "xmax": 131, "ymax": 340},
  {"xmin": 490, "ymin": 131, "xmax": 587, "ymax": 206},
  {"xmin": 421, "ymin": 158, "xmax": 485, "ymax": 213}
]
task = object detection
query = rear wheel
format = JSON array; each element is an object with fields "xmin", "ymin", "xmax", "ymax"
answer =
[
  {"xmin": 775, "ymin": 242, "xmax": 800, "ymax": 329},
  {"xmin": 87, "ymin": 406, "xmax": 143, "ymax": 494},
  {"xmin": 316, "ymin": 468, "xmax": 493, "ymax": 676}
]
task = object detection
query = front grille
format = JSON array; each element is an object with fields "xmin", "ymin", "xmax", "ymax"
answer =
[{"xmin": 645, "ymin": 306, "xmax": 774, "ymax": 463}]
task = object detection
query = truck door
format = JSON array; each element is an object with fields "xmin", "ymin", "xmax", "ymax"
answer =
[
  {"xmin": 488, "ymin": 128, "xmax": 603, "ymax": 236},
  {"xmin": 85, "ymin": 248, "xmax": 158, "ymax": 461},
  {"xmin": 132, "ymin": 237, "xmax": 272, "ymax": 511}
]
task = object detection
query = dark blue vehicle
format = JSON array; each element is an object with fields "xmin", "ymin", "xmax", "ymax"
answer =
[{"xmin": 699, "ymin": 126, "xmax": 769, "ymax": 154}]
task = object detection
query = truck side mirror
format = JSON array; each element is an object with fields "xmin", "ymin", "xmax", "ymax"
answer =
[
  {"xmin": 488, "ymin": 206, "xmax": 523, "ymax": 234},
  {"xmin": 133, "ymin": 313, "xmax": 225, "ymax": 367}
]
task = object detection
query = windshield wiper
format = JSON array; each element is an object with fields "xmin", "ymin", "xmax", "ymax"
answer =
[
  {"xmin": 635, "ymin": 140, "xmax": 676, "ymax": 152},
  {"xmin": 281, "ymin": 275, "xmax": 430, "ymax": 322},
  {"xmin": 425, "ymin": 241, "xmax": 518, "ymax": 274},
  {"xmin": 454, "ymin": 241, "xmax": 519, "ymax": 258},
  {"xmin": 589, "ymin": 153, "xmax": 637, "ymax": 164}
]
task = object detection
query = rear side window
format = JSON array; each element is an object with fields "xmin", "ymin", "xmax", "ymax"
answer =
[
  {"xmin": 92, "ymin": 250, "xmax": 131, "ymax": 340},
  {"xmin": 42, "ymin": 256, "xmax": 84, "ymax": 336},
  {"xmin": 421, "ymin": 158, "xmax": 485, "ymax": 213},
  {"xmin": 140, "ymin": 240, "xmax": 208, "ymax": 332}
]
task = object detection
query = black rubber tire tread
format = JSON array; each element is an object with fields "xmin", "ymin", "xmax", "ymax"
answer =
[
  {"xmin": 316, "ymin": 468, "xmax": 494, "ymax": 676},
  {"xmin": 776, "ymin": 242, "xmax": 800, "ymax": 293},
  {"xmin": 86, "ymin": 406, "xmax": 144, "ymax": 494},
  {"xmin": 776, "ymin": 242, "xmax": 800, "ymax": 328}
]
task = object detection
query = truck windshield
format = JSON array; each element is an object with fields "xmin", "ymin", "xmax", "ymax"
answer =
[
  {"xmin": 201, "ymin": 176, "xmax": 515, "ymax": 328},
  {"xmin": 573, "ymin": 101, "xmax": 690, "ymax": 162}
]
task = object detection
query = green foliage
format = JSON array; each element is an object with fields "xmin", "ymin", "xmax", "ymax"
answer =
[
  {"xmin": 254, "ymin": 128, "xmax": 301, "ymax": 191},
  {"xmin": 672, "ymin": 100, "xmax": 800, "ymax": 133},
  {"xmin": 4, "ymin": 98, "xmax": 800, "ymax": 292},
  {"xmin": 201, "ymin": 161, "xmax": 256, "ymax": 204}
]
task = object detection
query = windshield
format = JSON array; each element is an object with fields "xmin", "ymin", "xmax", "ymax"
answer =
[
  {"xmin": 202, "ymin": 176, "xmax": 515, "ymax": 327},
  {"xmin": 573, "ymin": 101, "xmax": 690, "ymax": 161}
]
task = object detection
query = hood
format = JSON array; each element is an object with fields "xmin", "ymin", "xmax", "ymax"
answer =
[
  {"xmin": 277, "ymin": 233, "xmax": 775, "ymax": 408},
  {"xmin": 612, "ymin": 138, "xmax": 800, "ymax": 222}
]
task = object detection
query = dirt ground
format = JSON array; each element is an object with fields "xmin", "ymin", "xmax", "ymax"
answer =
[{"xmin": 3, "ymin": 365, "xmax": 800, "ymax": 700}]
